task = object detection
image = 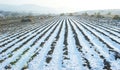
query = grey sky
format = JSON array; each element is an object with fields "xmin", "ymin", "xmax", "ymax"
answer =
[{"xmin": 0, "ymin": 0, "xmax": 120, "ymax": 12}]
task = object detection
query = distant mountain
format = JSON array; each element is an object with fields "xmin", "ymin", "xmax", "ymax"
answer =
[
  {"xmin": 0, "ymin": 10, "xmax": 23, "ymax": 17},
  {"xmin": 0, "ymin": 4, "xmax": 58, "ymax": 14},
  {"xmin": 75, "ymin": 9, "xmax": 120, "ymax": 15}
]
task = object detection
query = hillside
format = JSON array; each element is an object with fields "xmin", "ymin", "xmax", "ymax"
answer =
[
  {"xmin": 75, "ymin": 9, "xmax": 120, "ymax": 15},
  {"xmin": 0, "ymin": 4, "xmax": 57, "ymax": 14}
]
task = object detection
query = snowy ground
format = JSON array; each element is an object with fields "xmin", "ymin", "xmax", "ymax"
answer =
[{"xmin": 0, "ymin": 16, "xmax": 120, "ymax": 70}]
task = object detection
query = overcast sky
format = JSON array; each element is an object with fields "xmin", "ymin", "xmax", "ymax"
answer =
[{"xmin": 0, "ymin": 0, "xmax": 120, "ymax": 13}]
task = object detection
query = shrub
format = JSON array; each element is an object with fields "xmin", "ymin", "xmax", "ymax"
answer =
[
  {"xmin": 60, "ymin": 13, "xmax": 65, "ymax": 16},
  {"xmin": 82, "ymin": 12, "xmax": 88, "ymax": 16},
  {"xmin": 21, "ymin": 18, "xmax": 33, "ymax": 22},
  {"xmin": 96, "ymin": 12, "xmax": 104, "ymax": 18},
  {"xmin": 112, "ymin": 15, "xmax": 120, "ymax": 20},
  {"xmin": 107, "ymin": 12, "xmax": 111, "ymax": 15}
]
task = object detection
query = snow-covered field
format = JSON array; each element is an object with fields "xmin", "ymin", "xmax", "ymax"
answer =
[{"xmin": 0, "ymin": 16, "xmax": 120, "ymax": 70}]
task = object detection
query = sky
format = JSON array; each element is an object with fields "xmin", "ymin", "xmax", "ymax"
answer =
[{"xmin": 0, "ymin": 0, "xmax": 120, "ymax": 13}]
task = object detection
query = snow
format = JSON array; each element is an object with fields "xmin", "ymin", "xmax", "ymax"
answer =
[
  {"xmin": 64, "ymin": 19, "xmax": 83, "ymax": 70},
  {"xmin": 28, "ymin": 19, "xmax": 63, "ymax": 70},
  {"xmin": 0, "ymin": 16, "xmax": 120, "ymax": 70},
  {"xmin": 43, "ymin": 19, "xmax": 65, "ymax": 70},
  {"xmin": 70, "ymin": 19, "xmax": 104, "ymax": 70}
]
